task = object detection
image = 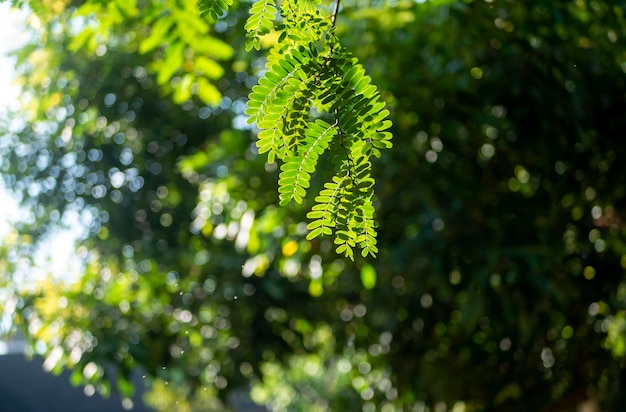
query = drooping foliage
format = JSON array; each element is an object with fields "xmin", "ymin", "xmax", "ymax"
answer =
[{"xmin": 204, "ymin": 0, "xmax": 393, "ymax": 259}]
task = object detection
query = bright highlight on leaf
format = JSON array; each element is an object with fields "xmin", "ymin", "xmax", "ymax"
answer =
[
  {"xmin": 202, "ymin": 0, "xmax": 393, "ymax": 260},
  {"xmin": 360, "ymin": 264, "xmax": 377, "ymax": 290}
]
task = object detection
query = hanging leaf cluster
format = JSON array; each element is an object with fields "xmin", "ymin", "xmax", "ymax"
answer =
[{"xmin": 200, "ymin": 0, "xmax": 393, "ymax": 259}]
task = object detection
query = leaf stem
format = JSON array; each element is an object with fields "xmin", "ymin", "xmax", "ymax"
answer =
[{"xmin": 331, "ymin": 0, "xmax": 341, "ymax": 27}]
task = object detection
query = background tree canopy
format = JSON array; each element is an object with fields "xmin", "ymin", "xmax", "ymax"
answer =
[{"xmin": 2, "ymin": 0, "xmax": 626, "ymax": 411}]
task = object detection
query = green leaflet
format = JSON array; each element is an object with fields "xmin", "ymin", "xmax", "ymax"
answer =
[
  {"xmin": 201, "ymin": 0, "xmax": 393, "ymax": 260},
  {"xmin": 198, "ymin": 0, "xmax": 233, "ymax": 23},
  {"xmin": 246, "ymin": 0, "xmax": 278, "ymax": 51},
  {"xmin": 306, "ymin": 175, "xmax": 347, "ymax": 240},
  {"xmin": 279, "ymin": 120, "xmax": 337, "ymax": 205},
  {"xmin": 247, "ymin": 50, "xmax": 309, "ymax": 115}
]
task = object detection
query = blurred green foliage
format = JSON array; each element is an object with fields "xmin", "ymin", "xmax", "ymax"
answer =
[{"xmin": 2, "ymin": 0, "xmax": 626, "ymax": 411}]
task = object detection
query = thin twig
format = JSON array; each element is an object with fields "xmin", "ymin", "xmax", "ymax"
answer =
[{"xmin": 331, "ymin": 0, "xmax": 341, "ymax": 27}]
